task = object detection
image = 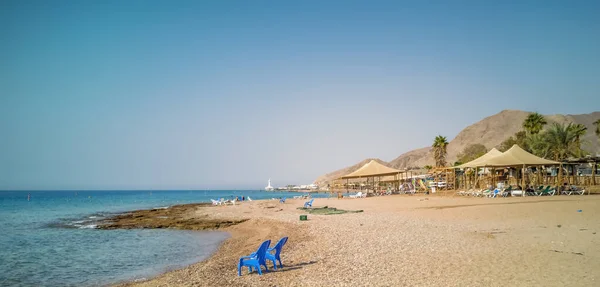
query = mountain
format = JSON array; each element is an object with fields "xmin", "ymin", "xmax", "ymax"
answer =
[{"xmin": 315, "ymin": 110, "xmax": 600, "ymax": 185}]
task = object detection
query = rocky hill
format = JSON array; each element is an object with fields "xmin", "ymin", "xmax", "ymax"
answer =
[{"xmin": 315, "ymin": 110, "xmax": 600, "ymax": 185}]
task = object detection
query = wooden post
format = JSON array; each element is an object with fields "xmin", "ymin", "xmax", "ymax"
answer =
[
  {"xmin": 346, "ymin": 179, "xmax": 349, "ymax": 199},
  {"xmin": 522, "ymin": 165, "xmax": 526, "ymax": 197},
  {"xmin": 592, "ymin": 162, "xmax": 596, "ymax": 186},
  {"xmin": 475, "ymin": 167, "xmax": 479, "ymax": 189},
  {"xmin": 572, "ymin": 164, "xmax": 576, "ymax": 185},
  {"xmin": 492, "ymin": 168, "xmax": 495, "ymax": 189}
]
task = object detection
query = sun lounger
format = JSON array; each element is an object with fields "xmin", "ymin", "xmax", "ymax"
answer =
[
  {"xmin": 562, "ymin": 186, "xmax": 586, "ymax": 195},
  {"xmin": 538, "ymin": 186, "xmax": 556, "ymax": 196},
  {"xmin": 348, "ymin": 192, "xmax": 362, "ymax": 198},
  {"xmin": 266, "ymin": 237, "xmax": 288, "ymax": 270},
  {"xmin": 525, "ymin": 186, "xmax": 538, "ymax": 196},
  {"xmin": 534, "ymin": 186, "xmax": 550, "ymax": 196},
  {"xmin": 238, "ymin": 240, "xmax": 271, "ymax": 276},
  {"xmin": 279, "ymin": 197, "xmax": 286, "ymax": 203},
  {"xmin": 511, "ymin": 190, "xmax": 524, "ymax": 196},
  {"xmin": 481, "ymin": 189, "xmax": 492, "ymax": 197},
  {"xmin": 247, "ymin": 197, "xmax": 253, "ymax": 201},
  {"xmin": 304, "ymin": 198, "xmax": 314, "ymax": 208},
  {"xmin": 502, "ymin": 186, "xmax": 513, "ymax": 197},
  {"xmin": 489, "ymin": 189, "xmax": 501, "ymax": 198},
  {"xmin": 472, "ymin": 189, "xmax": 490, "ymax": 197},
  {"xmin": 211, "ymin": 199, "xmax": 223, "ymax": 206},
  {"xmin": 456, "ymin": 190, "xmax": 466, "ymax": 196}
]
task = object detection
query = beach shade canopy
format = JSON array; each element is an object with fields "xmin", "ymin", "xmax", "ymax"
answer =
[
  {"xmin": 341, "ymin": 160, "xmax": 402, "ymax": 179},
  {"xmin": 477, "ymin": 144, "xmax": 560, "ymax": 167},
  {"xmin": 453, "ymin": 148, "xmax": 503, "ymax": 168}
]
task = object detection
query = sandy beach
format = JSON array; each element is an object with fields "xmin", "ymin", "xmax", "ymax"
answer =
[{"xmin": 112, "ymin": 194, "xmax": 600, "ymax": 287}]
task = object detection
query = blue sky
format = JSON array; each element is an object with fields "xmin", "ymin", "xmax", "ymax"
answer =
[{"xmin": 1, "ymin": 0, "xmax": 599, "ymax": 190}]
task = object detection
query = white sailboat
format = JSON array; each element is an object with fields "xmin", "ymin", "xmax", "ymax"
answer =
[{"xmin": 265, "ymin": 179, "xmax": 274, "ymax": 191}]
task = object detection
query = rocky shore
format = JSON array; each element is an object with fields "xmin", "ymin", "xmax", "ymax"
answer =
[{"xmin": 97, "ymin": 203, "xmax": 247, "ymax": 230}]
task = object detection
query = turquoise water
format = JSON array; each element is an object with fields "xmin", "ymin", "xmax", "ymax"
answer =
[{"xmin": 0, "ymin": 190, "xmax": 327, "ymax": 286}]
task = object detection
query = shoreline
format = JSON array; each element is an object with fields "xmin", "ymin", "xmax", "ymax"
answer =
[
  {"xmin": 104, "ymin": 194, "xmax": 600, "ymax": 286},
  {"xmin": 110, "ymin": 198, "xmax": 313, "ymax": 286}
]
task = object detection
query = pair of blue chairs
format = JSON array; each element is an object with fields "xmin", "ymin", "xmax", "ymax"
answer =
[{"xmin": 237, "ymin": 236, "xmax": 289, "ymax": 276}]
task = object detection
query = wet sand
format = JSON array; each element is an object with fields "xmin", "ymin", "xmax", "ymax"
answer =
[{"xmin": 111, "ymin": 195, "xmax": 600, "ymax": 286}]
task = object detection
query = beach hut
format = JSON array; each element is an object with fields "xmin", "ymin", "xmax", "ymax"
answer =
[
  {"xmin": 453, "ymin": 148, "xmax": 504, "ymax": 190},
  {"xmin": 453, "ymin": 148, "xmax": 503, "ymax": 169},
  {"xmin": 476, "ymin": 145, "xmax": 560, "ymax": 195},
  {"xmin": 340, "ymin": 160, "xmax": 404, "ymax": 195}
]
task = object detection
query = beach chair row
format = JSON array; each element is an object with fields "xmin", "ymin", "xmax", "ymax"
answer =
[
  {"xmin": 211, "ymin": 198, "xmax": 237, "ymax": 205},
  {"xmin": 456, "ymin": 185, "xmax": 586, "ymax": 197}
]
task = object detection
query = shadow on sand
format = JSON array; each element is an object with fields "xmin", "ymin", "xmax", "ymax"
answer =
[{"xmin": 269, "ymin": 260, "xmax": 317, "ymax": 273}]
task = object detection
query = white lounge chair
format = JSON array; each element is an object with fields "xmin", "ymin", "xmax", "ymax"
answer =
[
  {"xmin": 562, "ymin": 186, "xmax": 585, "ymax": 195},
  {"xmin": 349, "ymin": 191, "xmax": 363, "ymax": 198},
  {"xmin": 456, "ymin": 190, "xmax": 470, "ymax": 196},
  {"xmin": 472, "ymin": 189, "xmax": 490, "ymax": 197},
  {"xmin": 211, "ymin": 199, "xmax": 223, "ymax": 206}
]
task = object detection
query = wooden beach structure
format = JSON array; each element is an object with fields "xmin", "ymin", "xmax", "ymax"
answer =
[
  {"xmin": 333, "ymin": 160, "xmax": 406, "ymax": 197},
  {"xmin": 329, "ymin": 145, "xmax": 599, "ymax": 197},
  {"xmin": 453, "ymin": 145, "xmax": 562, "ymax": 195}
]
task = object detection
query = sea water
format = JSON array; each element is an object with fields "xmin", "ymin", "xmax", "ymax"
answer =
[{"xmin": 0, "ymin": 190, "xmax": 326, "ymax": 286}]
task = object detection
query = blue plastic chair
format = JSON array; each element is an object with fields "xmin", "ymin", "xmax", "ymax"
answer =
[
  {"xmin": 266, "ymin": 236, "xmax": 288, "ymax": 269},
  {"xmin": 280, "ymin": 197, "xmax": 286, "ymax": 203},
  {"xmin": 304, "ymin": 198, "xmax": 314, "ymax": 208},
  {"xmin": 490, "ymin": 189, "xmax": 501, "ymax": 198},
  {"xmin": 238, "ymin": 240, "xmax": 271, "ymax": 276}
]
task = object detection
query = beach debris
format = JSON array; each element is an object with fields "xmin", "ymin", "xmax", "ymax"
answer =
[
  {"xmin": 577, "ymin": 210, "xmax": 582, "ymax": 212},
  {"xmin": 556, "ymin": 225, "xmax": 562, "ymax": 228},
  {"xmin": 550, "ymin": 250, "xmax": 584, "ymax": 256}
]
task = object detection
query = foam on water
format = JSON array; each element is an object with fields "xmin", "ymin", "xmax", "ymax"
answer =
[{"xmin": 0, "ymin": 190, "xmax": 326, "ymax": 286}]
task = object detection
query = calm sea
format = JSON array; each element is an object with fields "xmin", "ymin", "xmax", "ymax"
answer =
[{"xmin": 0, "ymin": 190, "xmax": 327, "ymax": 287}]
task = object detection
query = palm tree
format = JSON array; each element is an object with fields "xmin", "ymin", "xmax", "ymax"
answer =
[
  {"xmin": 526, "ymin": 132, "xmax": 550, "ymax": 158},
  {"xmin": 594, "ymin": 119, "xmax": 600, "ymax": 138},
  {"xmin": 568, "ymin": 123, "xmax": 587, "ymax": 157},
  {"xmin": 544, "ymin": 123, "xmax": 579, "ymax": 161},
  {"xmin": 432, "ymin": 135, "xmax": 449, "ymax": 167},
  {"xmin": 522, "ymin": 112, "xmax": 547, "ymax": 135}
]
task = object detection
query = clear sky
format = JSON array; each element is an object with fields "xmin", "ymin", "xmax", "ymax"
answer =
[{"xmin": 1, "ymin": 0, "xmax": 599, "ymax": 190}]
